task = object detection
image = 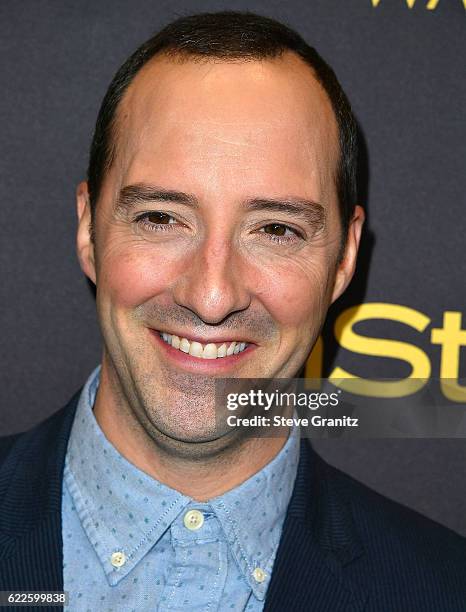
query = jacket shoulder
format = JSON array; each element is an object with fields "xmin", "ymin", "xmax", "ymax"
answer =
[
  {"xmin": 0, "ymin": 433, "xmax": 22, "ymax": 466},
  {"xmin": 307, "ymin": 453, "xmax": 466, "ymax": 610},
  {"xmin": 320, "ymin": 456, "xmax": 466, "ymax": 574},
  {"xmin": 0, "ymin": 389, "xmax": 82, "ymax": 485}
]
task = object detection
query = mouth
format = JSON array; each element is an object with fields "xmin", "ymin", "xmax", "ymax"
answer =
[
  {"xmin": 147, "ymin": 327, "xmax": 256, "ymax": 373},
  {"xmin": 157, "ymin": 331, "xmax": 250, "ymax": 360}
]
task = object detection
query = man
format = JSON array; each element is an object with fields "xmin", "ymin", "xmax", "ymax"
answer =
[{"xmin": 0, "ymin": 11, "xmax": 464, "ymax": 612}]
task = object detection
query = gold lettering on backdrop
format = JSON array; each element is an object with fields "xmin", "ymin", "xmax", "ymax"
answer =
[
  {"xmin": 431, "ymin": 312, "xmax": 466, "ymax": 402},
  {"xmin": 330, "ymin": 303, "xmax": 431, "ymax": 398},
  {"xmin": 304, "ymin": 335, "xmax": 323, "ymax": 387},
  {"xmin": 305, "ymin": 303, "xmax": 466, "ymax": 402},
  {"xmin": 371, "ymin": 0, "xmax": 465, "ymax": 8}
]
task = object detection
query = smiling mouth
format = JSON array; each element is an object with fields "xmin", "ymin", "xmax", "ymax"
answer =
[{"xmin": 158, "ymin": 331, "xmax": 250, "ymax": 360}]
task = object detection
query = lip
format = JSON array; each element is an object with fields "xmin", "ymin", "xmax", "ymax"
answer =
[{"xmin": 148, "ymin": 328, "xmax": 256, "ymax": 373}]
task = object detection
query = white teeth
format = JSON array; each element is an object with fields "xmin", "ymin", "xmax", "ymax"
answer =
[
  {"xmin": 159, "ymin": 333, "xmax": 248, "ymax": 360},
  {"xmin": 203, "ymin": 343, "xmax": 218, "ymax": 359},
  {"xmin": 171, "ymin": 335, "xmax": 180, "ymax": 349},
  {"xmin": 179, "ymin": 338, "xmax": 190, "ymax": 353},
  {"xmin": 189, "ymin": 341, "xmax": 203, "ymax": 357}
]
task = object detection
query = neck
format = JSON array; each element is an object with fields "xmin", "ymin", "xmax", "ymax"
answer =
[{"xmin": 92, "ymin": 360, "xmax": 288, "ymax": 501}]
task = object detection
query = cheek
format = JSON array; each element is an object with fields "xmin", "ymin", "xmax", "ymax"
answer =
[
  {"xmin": 253, "ymin": 258, "xmax": 331, "ymax": 331},
  {"xmin": 97, "ymin": 241, "xmax": 185, "ymax": 309}
]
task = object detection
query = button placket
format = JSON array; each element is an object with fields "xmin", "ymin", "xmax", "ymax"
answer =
[{"xmin": 183, "ymin": 509, "xmax": 204, "ymax": 531}]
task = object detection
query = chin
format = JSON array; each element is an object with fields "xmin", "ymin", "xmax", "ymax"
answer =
[
  {"xmin": 146, "ymin": 422, "xmax": 236, "ymax": 459},
  {"xmin": 141, "ymin": 399, "xmax": 219, "ymax": 439}
]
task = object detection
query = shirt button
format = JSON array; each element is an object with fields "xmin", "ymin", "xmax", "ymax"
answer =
[
  {"xmin": 110, "ymin": 551, "xmax": 126, "ymax": 568},
  {"xmin": 183, "ymin": 509, "xmax": 204, "ymax": 531},
  {"xmin": 252, "ymin": 567, "xmax": 267, "ymax": 583}
]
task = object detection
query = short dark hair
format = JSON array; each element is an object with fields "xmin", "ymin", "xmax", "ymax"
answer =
[{"xmin": 87, "ymin": 11, "xmax": 357, "ymax": 251}]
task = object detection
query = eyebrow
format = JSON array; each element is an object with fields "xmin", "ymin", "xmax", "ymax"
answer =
[
  {"xmin": 115, "ymin": 183, "xmax": 198, "ymax": 212},
  {"xmin": 245, "ymin": 198, "xmax": 325, "ymax": 231},
  {"xmin": 115, "ymin": 183, "xmax": 326, "ymax": 230}
]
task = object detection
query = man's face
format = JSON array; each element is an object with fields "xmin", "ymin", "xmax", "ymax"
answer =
[{"xmin": 77, "ymin": 52, "xmax": 362, "ymax": 447}]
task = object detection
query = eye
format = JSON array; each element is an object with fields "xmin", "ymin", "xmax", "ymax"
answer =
[
  {"xmin": 259, "ymin": 223, "xmax": 302, "ymax": 243},
  {"xmin": 262, "ymin": 223, "xmax": 292, "ymax": 236},
  {"xmin": 141, "ymin": 212, "xmax": 176, "ymax": 225},
  {"xmin": 134, "ymin": 211, "xmax": 179, "ymax": 233}
]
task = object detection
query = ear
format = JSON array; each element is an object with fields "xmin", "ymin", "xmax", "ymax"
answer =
[
  {"xmin": 76, "ymin": 181, "xmax": 97, "ymax": 285},
  {"xmin": 330, "ymin": 205, "xmax": 365, "ymax": 304}
]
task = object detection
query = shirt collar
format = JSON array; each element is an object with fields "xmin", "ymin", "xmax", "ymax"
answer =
[
  {"xmin": 65, "ymin": 365, "xmax": 300, "ymax": 598},
  {"xmin": 65, "ymin": 365, "xmax": 191, "ymax": 586},
  {"xmin": 209, "ymin": 423, "xmax": 300, "ymax": 599}
]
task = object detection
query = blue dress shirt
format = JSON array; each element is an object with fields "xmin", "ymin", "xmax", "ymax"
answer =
[{"xmin": 62, "ymin": 365, "xmax": 300, "ymax": 611}]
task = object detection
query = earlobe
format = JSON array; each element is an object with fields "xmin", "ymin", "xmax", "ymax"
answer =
[
  {"xmin": 76, "ymin": 181, "xmax": 97, "ymax": 285},
  {"xmin": 330, "ymin": 205, "xmax": 365, "ymax": 304}
]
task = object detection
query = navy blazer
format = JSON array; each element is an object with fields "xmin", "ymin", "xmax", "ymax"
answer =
[{"xmin": 0, "ymin": 390, "xmax": 465, "ymax": 611}]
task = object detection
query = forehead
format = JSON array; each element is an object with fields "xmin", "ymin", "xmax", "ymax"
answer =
[{"xmin": 112, "ymin": 52, "xmax": 339, "ymax": 200}]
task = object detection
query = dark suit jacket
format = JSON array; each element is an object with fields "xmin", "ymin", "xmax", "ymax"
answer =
[{"xmin": 0, "ymin": 390, "xmax": 465, "ymax": 612}]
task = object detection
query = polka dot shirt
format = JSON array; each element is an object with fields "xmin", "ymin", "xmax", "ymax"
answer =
[{"xmin": 62, "ymin": 365, "xmax": 300, "ymax": 611}]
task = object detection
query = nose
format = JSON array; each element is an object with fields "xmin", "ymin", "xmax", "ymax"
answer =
[{"xmin": 172, "ymin": 235, "xmax": 251, "ymax": 325}]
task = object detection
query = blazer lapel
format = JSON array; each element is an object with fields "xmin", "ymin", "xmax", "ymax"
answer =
[
  {"xmin": 264, "ymin": 440, "xmax": 368, "ymax": 611},
  {"xmin": 0, "ymin": 390, "xmax": 80, "ymax": 591}
]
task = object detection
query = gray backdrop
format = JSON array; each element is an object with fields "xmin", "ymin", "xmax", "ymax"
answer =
[{"xmin": 1, "ymin": 0, "xmax": 465, "ymax": 535}]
